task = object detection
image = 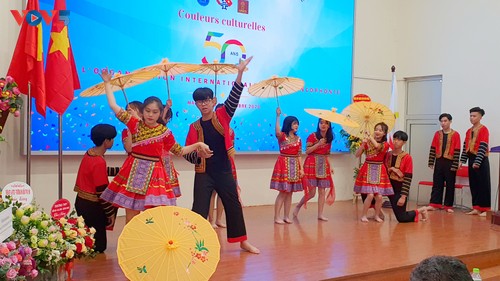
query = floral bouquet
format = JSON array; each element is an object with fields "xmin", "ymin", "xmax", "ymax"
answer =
[
  {"xmin": 340, "ymin": 129, "xmax": 362, "ymax": 154},
  {"xmin": 56, "ymin": 211, "xmax": 96, "ymax": 262},
  {"xmin": 0, "ymin": 76, "xmax": 23, "ymax": 117},
  {"xmin": 10, "ymin": 203, "xmax": 69, "ymax": 273},
  {"xmin": 0, "ymin": 241, "xmax": 38, "ymax": 281}
]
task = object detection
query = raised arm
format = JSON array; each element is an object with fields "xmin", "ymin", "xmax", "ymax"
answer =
[
  {"xmin": 100, "ymin": 70, "xmax": 121, "ymax": 114},
  {"xmin": 162, "ymin": 99, "xmax": 172, "ymax": 124},
  {"xmin": 275, "ymin": 107, "xmax": 281, "ymax": 138},
  {"xmin": 224, "ymin": 56, "xmax": 253, "ymax": 117}
]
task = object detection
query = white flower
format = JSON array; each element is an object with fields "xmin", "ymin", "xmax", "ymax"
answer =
[
  {"xmin": 59, "ymin": 217, "xmax": 67, "ymax": 224},
  {"xmin": 78, "ymin": 222, "xmax": 85, "ymax": 228},
  {"xmin": 77, "ymin": 216, "xmax": 84, "ymax": 223},
  {"xmin": 77, "ymin": 228, "xmax": 86, "ymax": 236},
  {"xmin": 89, "ymin": 227, "xmax": 96, "ymax": 234},
  {"xmin": 40, "ymin": 220, "xmax": 49, "ymax": 228},
  {"xmin": 20, "ymin": 216, "xmax": 30, "ymax": 225},
  {"xmin": 66, "ymin": 249, "xmax": 75, "ymax": 259},
  {"xmin": 50, "ymin": 242, "xmax": 57, "ymax": 249},
  {"xmin": 48, "ymin": 225, "xmax": 57, "ymax": 233},
  {"xmin": 30, "ymin": 228, "xmax": 38, "ymax": 235}
]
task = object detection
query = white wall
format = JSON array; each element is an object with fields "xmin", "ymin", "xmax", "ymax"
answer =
[{"xmin": 1, "ymin": 0, "xmax": 498, "ymax": 211}]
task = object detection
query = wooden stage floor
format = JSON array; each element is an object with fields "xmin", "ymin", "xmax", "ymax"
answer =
[{"xmin": 73, "ymin": 201, "xmax": 500, "ymax": 281}]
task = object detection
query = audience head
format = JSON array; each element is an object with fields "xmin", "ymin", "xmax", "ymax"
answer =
[{"xmin": 409, "ymin": 255, "xmax": 472, "ymax": 281}]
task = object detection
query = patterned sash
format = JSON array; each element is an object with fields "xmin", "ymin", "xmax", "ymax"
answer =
[
  {"xmin": 126, "ymin": 154, "xmax": 159, "ymax": 195},
  {"xmin": 314, "ymin": 155, "xmax": 328, "ymax": 178},
  {"xmin": 366, "ymin": 161, "xmax": 382, "ymax": 184}
]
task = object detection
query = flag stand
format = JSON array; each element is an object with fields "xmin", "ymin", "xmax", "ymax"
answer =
[{"xmin": 58, "ymin": 114, "xmax": 63, "ymax": 199}]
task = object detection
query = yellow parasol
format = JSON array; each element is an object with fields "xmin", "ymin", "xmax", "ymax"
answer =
[
  {"xmin": 190, "ymin": 60, "xmax": 244, "ymax": 97},
  {"xmin": 248, "ymin": 75, "xmax": 304, "ymax": 107},
  {"xmin": 79, "ymin": 69, "xmax": 161, "ymax": 104},
  {"xmin": 340, "ymin": 101, "xmax": 395, "ymax": 139},
  {"xmin": 304, "ymin": 108, "xmax": 360, "ymax": 128},
  {"xmin": 117, "ymin": 206, "xmax": 220, "ymax": 281},
  {"xmin": 136, "ymin": 58, "xmax": 200, "ymax": 99}
]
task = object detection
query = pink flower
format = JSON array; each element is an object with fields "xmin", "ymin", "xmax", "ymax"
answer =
[
  {"xmin": 31, "ymin": 269, "xmax": 38, "ymax": 278},
  {"xmin": 6, "ymin": 241, "xmax": 16, "ymax": 250},
  {"xmin": 5, "ymin": 76, "xmax": 14, "ymax": 83},
  {"xmin": 0, "ymin": 101, "xmax": 10, "ymax": 111},
  {"xmin": 6, "ymin": 268, "xmax": 18, "ymax": 279},
  {"xmin": 14, "ymin": 110, "xmax": 20, "ymax": 117},
  {"xmin": 10, "ymin": 255, "xmax": 18, "ymax": 264},
  {"xmin": 23, "ymin": 247, "xmax": 32, "ymax": 256},
  {"xmin": 12, "ymin": 87, "xmax": 21, "ymax": 95}
]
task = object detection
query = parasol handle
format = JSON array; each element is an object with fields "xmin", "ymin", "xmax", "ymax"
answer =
[
  {"xmin": 214, "ymin": 72, "xmax": 218, "ymax": 98},
  {"xmin": 275, "ymin": 87, "xmax": 280, "ymax": 108},
  {"xmin": 121, "ymin": 88, "xmax": 129, "ymax": 106},
  {"xmin": 165, "ymin": 72, "xmax": 170, "ymax": 100}
]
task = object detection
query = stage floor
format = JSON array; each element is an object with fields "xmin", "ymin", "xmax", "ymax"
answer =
[{"xmin": 74, "ymin": 201, "xmax": 500, "ymax": 281}]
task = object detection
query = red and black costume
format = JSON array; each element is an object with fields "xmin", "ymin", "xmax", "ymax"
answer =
[
  {"xmin": 385, "ymin": 151, "xmax": 421, "ymax": 222},
  {"xmin": 184, "ymin": 82, "xmax": 248, "ymax": 243},
  {"xmin": 427, "ymin": 129, "xmax": 461, "ymax": 209},
  {"xmin": 74, "ymin": 150, "xmax": 118, "ymax": 252},
  {"xmin": 460, "ymin": 125, "xmax": 491, "ymax": 212}
]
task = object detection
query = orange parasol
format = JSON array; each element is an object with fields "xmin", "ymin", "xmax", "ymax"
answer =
[
  {"xmin": 304, "ymin": 108, "xmax": 359, "ymax": 128},
  {"xmin": 79, "ymin": 69, "xmax": 161, "ymax": 104},
  {"xmin": 136, "ymin": 58, "xmax": 200, "ymax": 99},
  {"xmin": 340, "ymin": 101, "xmax": 395, "ymax": 139},
  {"xmin": 190, "ymin": 60, "xmax": 246, "ymax": 97},
  {"xmin": 248, "ymin": 75, "xmax": 304, "ymax": 107},
  {"xmin": 117, "ymin": 206, "xmax": 220, "ymax": 281}
]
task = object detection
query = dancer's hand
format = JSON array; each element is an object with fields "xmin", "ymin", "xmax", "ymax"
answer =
[
  {"xmin": 100, "ymin": 69, "xmax": 112, "ymax": 82},
  {"xmin": 318, "ymin": 138, "xmax": 326, "ymax": 146},
  {"xmin": 397, "ymin": 196, "xmax": 406, "ymax": 206},
  {"xmin": 472, "ymin": 163, "xmax": 479, "ymax": 169},
  {"xmin": 276, "ymin": 107, "xmax": 281, "ymax": 116},
  {"xmin": 236, "ymin": 56, "xmax": 253, "ymax": 72},
  {"xmin": 165, "ymin": 99, "xmax": 172, "ymax": 109},
  {"xmin": 197, "ymin": 143, "xmax": 213, "ymax": 158}
]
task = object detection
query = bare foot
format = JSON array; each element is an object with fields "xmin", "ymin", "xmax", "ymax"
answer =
[
  {"xmin": 420, "ymin": 209, "xmax": 428, "ymax": 221},
  {"xmin": 293, "ymin": 207, "xmax": 300, "ymax": 218},
  {"xmin": 360, "ymin": 216, "xmax": 369, "ymax": 222},
  {"xmin": 379, "ymin": 211, "xmax": 385, "ymax": 220},
  {"xmin": 283, "ymin": 218, "xmax": 293, "ymax": 224},
  {"xmin": 479, "ymin": 212, "xmax": 487, "ymax": 217},
  {"xmin": 318, "ymin": 216, "xmax": 329, "ymax": 221},
  {"xmin": 466, "ymin": 210, "xmax": 480, "ymax": 215},
  {"xmin": 216, "ymin": 221, "xmax": 226, "ymax": 228},
  {"xmin": 240, "ymin": 241, "xmax": 260, "ymax": 254},
  {"xmin": 427, "ymin": 206, "xmax": 436, "ymax": 211},
  {"xmin": 374, "ymin": 216, "xmax": 383, "ymax": 223},
  {"xmin": 274, "ymin": 219, "xmax": 285, "ymax": 224},
  {"xmin": 446, "ymin": 209, "xmax": 454, "ymax": 213}
]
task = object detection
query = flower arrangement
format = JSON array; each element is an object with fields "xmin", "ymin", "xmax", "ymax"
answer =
[
  {"xmin": 340, "ymin": 129, "xmax": 363, "ymax": 178},
  {"xmin": 55, "ymin": 212, "xmax": 96, "ymax": 262},
  {"xmin": 0, "ymin": 76, "xmax": 23, "ymax": 118},
  {"xmin": 340, "ymin": 129, "xmax": 362, "ymax": 154},
  {"xmin": 10, "ymin": 203, "xmax": 69, "ymax": 273},
  {"xmin": 0, "ymin": 242, "xmax": 38, "ymax": 281}
]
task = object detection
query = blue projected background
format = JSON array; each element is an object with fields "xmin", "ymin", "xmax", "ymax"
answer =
[{"xmin": 33, "ymin": 0, "xmax": 355, "ymax": 153}]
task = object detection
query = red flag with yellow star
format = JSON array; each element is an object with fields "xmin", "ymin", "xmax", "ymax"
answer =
[
  {"xmin": 45, "ymin": 0, "xmax": 80, "ymax": 115},
  {"xmin": 7, "ymin": 0, "xmax": 47, "ymax": 117}
]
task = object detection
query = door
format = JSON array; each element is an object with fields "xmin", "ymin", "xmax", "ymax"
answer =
[{"xmin": 404, "ymin": 76, "xmax": 442, "ymax": 206}]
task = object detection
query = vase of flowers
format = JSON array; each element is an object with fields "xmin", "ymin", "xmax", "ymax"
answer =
[{"xmin": 0, "ymin": 76, "xmax": 23, "ymax": 134}]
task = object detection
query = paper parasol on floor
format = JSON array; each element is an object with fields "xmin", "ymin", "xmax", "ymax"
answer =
[
  {"xmin": 117, "ymin": 206, "xmax": 220, "ymax": 281},
  {"xmin": 248, "ymin": 76, "xmax": 304, "ymax": 107},
  {"xmin": 304, "ymin": 108, "xmax": 359, "ymax": 127},
  {"xmin": 80, "ymin": 69, "xmax": 161, "ymax": 104},
  {"xmin": 340, "ymin": 101, "xmax": 395, "ymax": 139},
  {"xmin": 136, "ymin": 58, "xmax": 200, "ymax": 99},
  {"xmin": 190, "ymin": 60, "xmax": 244, "ymax": 97}
]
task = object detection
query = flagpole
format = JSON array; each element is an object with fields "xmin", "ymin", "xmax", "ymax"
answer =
[
  {"xmin": 26, "ymin": 82, "xmax": 32, "ymax": 185},
  {"xmin": 58, "ymin": 114, "xmax": 63, "ymax": 199}
]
